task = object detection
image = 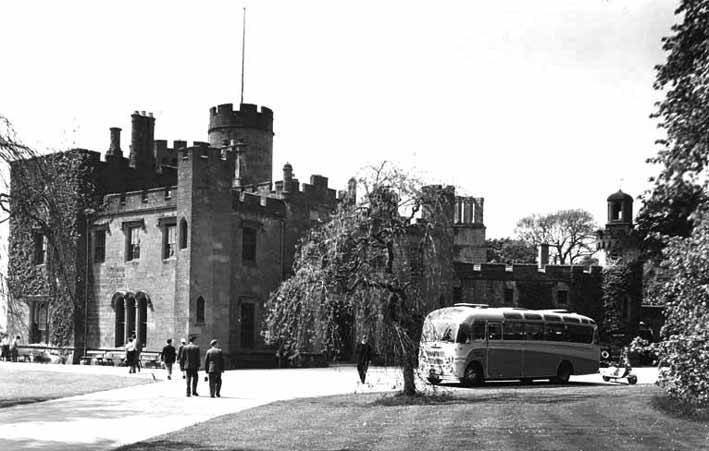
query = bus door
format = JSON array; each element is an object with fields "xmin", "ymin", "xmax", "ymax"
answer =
[{"xmin": 485, "ymin": 321, "xmax": 521, "ymax": 379}]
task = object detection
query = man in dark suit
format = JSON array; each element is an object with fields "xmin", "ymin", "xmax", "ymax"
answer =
[
  {"xmin": 204, "ymin": 339, "xmax": 225, "ymax": 398},
  {"xmin": 179, "ymin": 335, "xmax": 201, "ymax": 397},
  {"xmin": 355, "ymin": 334, "xmax": 372, "ymax": 384},
  {"xmin": 160, "ymin": 338, "xmax": 177, "ymax": 380}
]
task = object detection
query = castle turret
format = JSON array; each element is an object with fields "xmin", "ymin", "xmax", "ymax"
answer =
[
  {"xmin": 597, "ymin": 189, "xmax": 639, "ymax": 263},
  {"xmin": 208, "ymin": 103, "xmax": 274, "ymax": 187}
]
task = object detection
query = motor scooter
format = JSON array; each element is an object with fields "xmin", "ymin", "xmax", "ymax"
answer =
[{"xmin": 599, "ymin": 362, "xmax": 637, "ymax": 384}]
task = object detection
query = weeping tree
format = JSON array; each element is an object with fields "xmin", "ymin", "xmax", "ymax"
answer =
[
  {"xmin": 0, "ymin": 114, "xmax": 97, "ymax": 353},
  {"xmin": 263, "ymin": 163, "xmax": 455, "ymax": 395}
]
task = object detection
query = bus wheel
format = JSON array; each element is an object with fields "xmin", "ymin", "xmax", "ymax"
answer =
[
  {"xmin": 553, "ymin": 362, "xmax": 572, "ymax": 384},
  {"xmin": 461, "ymin": 362, "xmax": 484, "ymax": 387}
]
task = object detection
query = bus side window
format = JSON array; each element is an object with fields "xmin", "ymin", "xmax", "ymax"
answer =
[
  {"xmin": 472, "ymin": 322, "xmax": 486, "ymax": 341},
  {"xmin": 487, "ymin": 323, "xmax": 502, "ymax": 341},
  {"xmin": 503, "ymin": 321, "xmax": 524, "ymax": 340},
  {"xmin": 526, "ymin": 322, "xmax": 544, "ymax": 341},
  {"xmin": 457, "ymin": 323, "xmax": 472, "ymax": 343},
  {"xmin": 544, "ymin": 323, "xmax": 567, "ymax": 342}
]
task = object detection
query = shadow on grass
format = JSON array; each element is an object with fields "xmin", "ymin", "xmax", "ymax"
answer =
[
  {"xmin": 651, "ymin": 395, "xmax": 709, "ymax": 422},
  {"xmin": 116, "ymin": 440, "xmax": 259, "ymax": 451},
  {"xmin": 0, "ymin": 397, "xmax": 53, "ymax": 408}
]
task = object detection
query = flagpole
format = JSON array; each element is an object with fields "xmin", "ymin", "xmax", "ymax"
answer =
[{"xmin": 240, "ymin": 6, "xmax": 246, "ymax": 105}]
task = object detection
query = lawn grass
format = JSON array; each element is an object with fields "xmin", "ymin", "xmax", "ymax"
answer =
[
  {"xmin": 0, "ymin": 365, "xmax": 153, "ymax": 408},
  {"xmin": 118, "ymin": 384, "xmax": 709, "ymax": 451}
]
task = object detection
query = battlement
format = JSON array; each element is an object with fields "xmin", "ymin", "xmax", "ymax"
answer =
[
  {"xmin": 153, "ymin": 139, "xmax": 188, "ymax": 168},
  {"xmin": 233, "ymin": 191, "xmax": 286, "ymax": 217},
  {"xmin": 102, "ymin": 185, "xmax": 177, "ymax": 213},
  {"xmin": 455, "ymin": 262, "xmax": 602, "ymax": 281},
  {"xmin": 273, "ymin": 169, "xmax": 337, "ymax": 204},
  {"xmin": 209, "ymin": 103, "xmax": 273, "ymax": 133}
]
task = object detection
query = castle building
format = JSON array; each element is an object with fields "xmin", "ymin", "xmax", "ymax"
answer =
[{"xmin": 7, "ymin": 103, "xmax": 486, "ymax": 365}]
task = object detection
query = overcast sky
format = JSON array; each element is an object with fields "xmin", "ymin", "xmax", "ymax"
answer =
[{"xmin": 0, "ymin": 0, "xmax": 678, "ymax": 239}]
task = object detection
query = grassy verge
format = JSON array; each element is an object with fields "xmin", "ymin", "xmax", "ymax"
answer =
[
  {"xmin": 118, "ymin": 384, "xmax": 709, "ymax": 451},
  {"xmin": 0, "ymin": 365, "xmax": 153, "ymax": 408}
]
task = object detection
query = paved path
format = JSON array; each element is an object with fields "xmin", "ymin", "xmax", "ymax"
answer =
[{"xmin": 0, "ymin": 363, "xmax": 658, "ymax": 451}]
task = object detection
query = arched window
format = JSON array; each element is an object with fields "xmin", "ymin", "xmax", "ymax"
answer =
[
  {"xmin": 196, "ymin": 297, "xmax": 205, "ymax": 323},
  {"xmin": 179, "ymin": 218, "xmax": 188, "ymax": 249},
  {"xmin": 138, "ymin": 296, "xmax": 148, "ymax": 346},
  {"xmin": 115, "ymin": 296, "xmax": 125, "ymax": 347}
]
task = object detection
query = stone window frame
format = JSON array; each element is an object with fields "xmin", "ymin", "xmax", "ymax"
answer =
[
  {"xmin": 241, "ymin": 221, "xmax": 260, "ymax": 265},
  {"xmin": 122, "ymin": 219, "xmax": 145, "ymax": 262},
  {"xmin": 196, "ymin": 296, "xmax": 206, "ymax": 324},
  {"xmin": 239, "ymin": 297, "xmax": 257, "ymax": 349},
  {"xmin": 179, "ymin": 218, "xmax": 188, "ymax": 250},
  {"xmin": 32, "ymin": 230, "xmax": 47, "ymax": 265},
  {"xmin": 91, "ymin": 224, "xmax": 109, "ymax": 264},
  {"xmin": 158, "ymin": 217, "xmax": 177, "ymax": 260}
]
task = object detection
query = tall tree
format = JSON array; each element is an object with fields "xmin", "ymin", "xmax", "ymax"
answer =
[
  {"xmin": 638, "ymin": 1, "xmax": 709, "ymax": 408},
  {"xmin": 263, "ymin": 163, "xmax": 454, "ymax": 395},
  {"xmin": 486, "ymin": 238, "xmax": 536, "ymax": 264},
  {"xmin": 514, "ymin": 209, "xmax": 598, "ymax": 265},
  {"xmin": 0, "ymin": 114, "xmax": 96, "ymax": 352}
]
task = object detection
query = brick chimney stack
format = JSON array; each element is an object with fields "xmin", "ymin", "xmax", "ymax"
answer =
[
  {"xmin": 129, "ymin": 111, "xmax": 155, "ymax": 173},
  {"xmin": 106, "ymin": 127, "xmax": 123, "ymax": 158},
  {"xmin": 538, "ymin": 243, "xmax": 550, "ymax": 269}
]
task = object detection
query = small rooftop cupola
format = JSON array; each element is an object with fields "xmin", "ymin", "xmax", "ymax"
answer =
[{"xmin": 606, "ymin": 190, "xmax": 633, "ymax": 227}]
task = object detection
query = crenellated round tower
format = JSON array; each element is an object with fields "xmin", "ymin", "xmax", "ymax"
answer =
[{"xmin": 208, "ymin": 103, "xmax": 274, "ymax": 186}]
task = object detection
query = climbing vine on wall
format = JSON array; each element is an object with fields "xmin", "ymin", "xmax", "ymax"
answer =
[
  {"xmin": 5, "ymin": 147, "xmax": 98, "ymax": 347},
  {"xmin": 601, "ymin": 261, "xmax": 643, "ymax": 343}
]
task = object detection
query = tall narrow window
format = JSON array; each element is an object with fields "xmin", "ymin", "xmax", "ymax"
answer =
[
  {"xmin": 115, "ymin": 299, "xmax": 125, "ymax": 347},
  {"xmin": 33, "ymin": 233, "xmax": 46, "ymax": 265},
  {"xmin": 138, "ymin": 296, "xmax": 148, "ymax": 347},
  {"xmin": 179, "ymin": 218, "xmax": 188, "ymax": 249},
  {"xmin": 504, "ymin": 288, "xmax": 514, "ymax": 305},
  {"xmin": 127, "ymin": 227, "xmax": 141, "ymax": 261},
  {"xmin": 241, "ymin": 302, "xmax": 255, "ymax": 348},
  {"xmin": 242, "ymin": 227, "xmax": 256, "ymax": 263},
  {"xmin": 94, "ymin": 230, "xmax": 106, "ymax": 263},
  {"xmin": 30, "ymin": 301, "xmax": 48, "ymax": 343},
  {"xmin": 163, "ymin": 224, "xmax": 176, "ymax": 259},
  {"xmin": 196, "ymin": 296, "xmax": 205, "ymax": 323},
  {"xmin": 557, "ymin": 290, "xmax": 568, "ymax": 306}
]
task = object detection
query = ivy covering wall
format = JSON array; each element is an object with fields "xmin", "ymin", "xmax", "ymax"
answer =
[
  {"xmin": 7, "ymin": 149, "xmax": 99, "ymax": 349},
  {"xmin": 601, "ymin": 261, "xmax": 643, "ymax": 343}
]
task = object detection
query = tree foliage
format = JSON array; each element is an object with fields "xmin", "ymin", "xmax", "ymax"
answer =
[
  {"xmin": 652, "ymin": 204, "xmax": 709, "ymax": 408},
  {"xmin": 486, "ymin": 238, "xmax": 536, "ymax": 264},
  {"xmin": 1, "ymin": 115, "xmax": 96, "ymax": 350},
  {"xmin": 263, "ymin": 163, "xmax": 454, "ymax": 395},
  {"xmin": 639, "ymin": 1, "xmax": 709, "ymax": 409},
  {"xmin": 514, "ymin": 209, "xmax": 598, "ymax": 265}
]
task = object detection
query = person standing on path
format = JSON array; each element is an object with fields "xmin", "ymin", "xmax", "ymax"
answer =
[
  {"xmin": 9, "ymin": 335, "xmax": 20, "ymax": 362},
  {"xmin": 125, "ymin": 337, "xmax": 137, "ymax": 374},
  {"xmin": 355, "ymin": 334, "xmax": 372, "ymax": 384},
  {"xmin": 0, "ymin": 334, "xmax": 9, "ymax": 361},
  {"xmin": 180, "ymin": 336, "xmax": 201, "ymax": 397},
  {"xmin": 161, "ymin": 338, "xmax": 177, "ymax": 380},
  {"xmin": 177, "ymin": 338, "xmax": 186, "ymax": 380},
  {"xmin": 204, "ymin": 339, "xmax": 225, "ymax": 398}
]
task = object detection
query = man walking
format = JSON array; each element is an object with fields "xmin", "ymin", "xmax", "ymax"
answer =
[
  {"xmin": 177, "ymin": 338, "xmax": 186, "ymax": 379},
  {"xmin": 179, "ymin": 336, "xmax": 200, "ymax": 397},
  {"xmin": 10, "ymin": 335, "xmax": 20, "ymax": 362},
  {"xmin": 355, "ymin": 334, "xmax": 372, "ymax": 384},
  {"xmin": 161, "ymin": 338, "xmax": 177, "ymax": 380},
  {"xmin": 204, "ymin": 339, "xmax": 225, "ymax": 398}
]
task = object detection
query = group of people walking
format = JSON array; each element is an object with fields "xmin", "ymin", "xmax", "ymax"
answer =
[
  {"xmin": 158, "ymin": 336, "xmax": 224, "ymax": 398},
  {"xmin": 0, "ymin": 334, "xmax": 21, "ymax": 362}
]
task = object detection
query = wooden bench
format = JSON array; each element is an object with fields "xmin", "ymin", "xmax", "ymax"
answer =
[
  {"xmin": 80, "ymin": 350, "xmax": 106, "ymax": 365},
  {"xmin": 138, "ymin": 351, "xmax": 161, "ymax": 369}
]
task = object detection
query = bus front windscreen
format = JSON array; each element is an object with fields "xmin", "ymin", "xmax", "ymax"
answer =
[{"xmin": 421, "ymin": 319, "xmax": 458, "ymax": 343}]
